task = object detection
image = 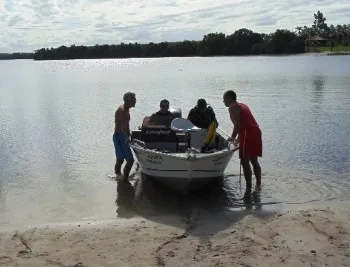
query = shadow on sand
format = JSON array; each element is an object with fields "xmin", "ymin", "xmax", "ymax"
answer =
[{"xmin": 115, "ymin": 173, "xmax": 278, "ymax": 239}]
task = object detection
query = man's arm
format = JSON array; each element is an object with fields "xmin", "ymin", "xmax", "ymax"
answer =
[
  {"xmin": 115, "ymin": 109, "xmax": 121, "ymax": 131},
  {"xmin": 126, "ymin": 121, "xmax": 130, "ymax": 137},
  {"xmin": 125, "ymin": 112, "xmax": 131, "ymax": 140},
  {"xmin": 229, "ymin": 104, "xmax": 240, "ymax": 141}
]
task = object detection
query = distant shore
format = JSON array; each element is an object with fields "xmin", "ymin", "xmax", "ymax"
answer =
[
  {"xmin": 325, "ymin": 51, "xmax": 350, "ymax": 56},
  {"xmin": 302, "ymin": 51, "xmax": 350, "ymax": 56},
  {"xmin": 1, "ymin": 51, "xmax": 349, "ymax": 61},
  {"xmin": 1, "ymin": 200, "xmax": 349, "ymax": 267},
  {"xmin": 0, "ymin": 53, "xmax": 33, "ymax": 60}
]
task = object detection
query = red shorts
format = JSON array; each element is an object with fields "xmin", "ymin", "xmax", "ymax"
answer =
[{"xmin": 239, "ymin": 127, "xmax": 262, "ymax": 159}]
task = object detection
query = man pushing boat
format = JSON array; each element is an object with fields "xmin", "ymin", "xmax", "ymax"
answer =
[
  {"xmin": 223, "ymin": 90, "xmax": 262, "ymax": 195},
  {"xmin": 113, "ymin": 92, "xmax": 136, "ymax": 181}
]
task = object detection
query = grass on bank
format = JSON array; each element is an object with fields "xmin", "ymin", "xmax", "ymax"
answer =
[{"xmin": 316, "ymin": 45, "xmax": 349, "ymax": 52}]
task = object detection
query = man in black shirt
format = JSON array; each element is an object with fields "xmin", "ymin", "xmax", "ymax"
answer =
[
  {"xmin": 149, "ymin": 99, "xmax": 175, "ymax": 127},
  {"xmin": 153, "ymin": 99, "xmax": 172, "ymax": 116},
  {"xmin": 187, "ymin": 99, "xmax": 218, "ymax": 129}
]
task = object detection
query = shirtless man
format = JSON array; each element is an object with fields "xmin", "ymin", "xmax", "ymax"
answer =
[
  {"xmin": 113, "ymin": 92, "xmax": 136, "ymax": 181},
  {"xmin": 223, "ymin": 90, "xmax": 262, "ymax": 195}
]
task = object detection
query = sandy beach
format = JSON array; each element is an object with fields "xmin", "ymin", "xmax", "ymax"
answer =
[{"xmin": 1, "ymin": 200, "xmax": 349, "ymax": 267}]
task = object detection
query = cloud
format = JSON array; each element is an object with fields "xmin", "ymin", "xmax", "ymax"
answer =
[
  {"xmin": 255, "ymin": 16, "xmax": 278, "ymax": 27},
  {"xmin": 7, "ymin": 14, "xmax": 24, "ymax": 26},
  {"xmin": 0, "ymin": 0, "xmax": 349, "ymax": 52},
  {"xmin": 326, "ymin": 6, "xmax": 350, "ymax": 21}
]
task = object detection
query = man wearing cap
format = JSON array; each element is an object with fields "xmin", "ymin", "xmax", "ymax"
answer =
[{"xmin": 187, "ymin": 99, "xmax": 218, "ymax": 129}]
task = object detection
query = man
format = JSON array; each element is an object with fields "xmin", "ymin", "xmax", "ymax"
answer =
[
  {"xmin": 149, "ymin": 99, "xmax": 175, "ymax": 127},
  {"xmin": 153, "ymin": 99, "xmax": 172, "ymax": 116},
  {"xmin": 113, "ymin": 92, "xmax": 136, "ymax": 181},
  {"xmin": 223, "ymin": 90, "xmax": 262, "ymax": 194},
  {"xmin": 187, "ymin": 98, "xmax": 218, "ymax": 129}
]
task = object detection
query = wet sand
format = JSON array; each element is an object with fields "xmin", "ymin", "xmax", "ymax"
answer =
[{"xmin": 0, "ymin": 200, "xmax": 349, "ymax": 267}]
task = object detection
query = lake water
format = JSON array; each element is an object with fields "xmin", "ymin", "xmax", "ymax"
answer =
[{"xmin": 1, "ymin": 56, "xmax": 350, "ymax": 228}]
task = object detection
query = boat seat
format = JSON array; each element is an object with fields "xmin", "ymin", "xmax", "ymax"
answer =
[
  {"xmin": 189, "ymin": 129, "xmax": 208, "ymax": 150},
  {"xmin": 148, "ymin": 113, "xmax": 174, "ymax": 128}
]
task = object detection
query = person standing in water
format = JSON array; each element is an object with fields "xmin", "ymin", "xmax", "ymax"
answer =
[
  {"xmin": 223, "ymin": 90, "xmax": 262, "ymax": 194},
  {"xmin": 113, "ymin": 92, "xmax": 136, "ymax": 181}
]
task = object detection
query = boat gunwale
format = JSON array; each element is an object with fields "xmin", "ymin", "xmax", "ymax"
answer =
[{"xmin": 130, "ymin": 142, "xmax": 237, "ymax": 160}]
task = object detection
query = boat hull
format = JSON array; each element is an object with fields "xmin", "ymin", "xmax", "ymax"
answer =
[
  {"xmin": 131, "ymin": 145, "xmax": 235, "ymax": 191},
  {"xmin": 143, "ymin": 173, "xmax": 223, "ymax": 193}
]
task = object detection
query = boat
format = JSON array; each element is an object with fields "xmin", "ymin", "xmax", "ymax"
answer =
[{"xmin": 130, "ymin": 108, "xmax": 238, "ymax": 192}]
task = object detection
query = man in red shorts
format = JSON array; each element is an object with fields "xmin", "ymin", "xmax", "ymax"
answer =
[{"xmin": 223, "ymin": 90, "xmax": 262, "ymax": 194}]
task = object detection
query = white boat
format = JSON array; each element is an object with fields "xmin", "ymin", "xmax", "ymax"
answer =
[{"xmin": 130, "ymin": 108, "xmax": 238, "ymax": 192}]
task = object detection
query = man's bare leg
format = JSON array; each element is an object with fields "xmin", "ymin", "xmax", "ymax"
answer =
[
  {"xmin": 250, "ymin": 157, "xmax": 261, "ymax": 189},
  {"xmin": 123, "ymin": 158, "xmax": 134, "ymax": 181},
  {"xmin": 241, "ymin": 158, "xmax": 252, "ymax": 193},
  {"xmin": 115, "ymin": 159, "xmax": 124, "ymax": 175}
]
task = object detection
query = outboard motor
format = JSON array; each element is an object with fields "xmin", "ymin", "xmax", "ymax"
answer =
[{"xmin": 169, "ymin": 107, "xmax": 182, "ymax": 118}]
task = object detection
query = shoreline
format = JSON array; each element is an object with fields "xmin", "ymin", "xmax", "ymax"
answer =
[
  {"xmin": 1, "ymin": 199, "xmax": 349, "ymax": 266},
  {"xmin": 1, "ymin": 51, "xmax": 350, "ymax": 61},
  {"xmin": 1, "ymin": 198, "xmax": 348, "ymax": 231}
]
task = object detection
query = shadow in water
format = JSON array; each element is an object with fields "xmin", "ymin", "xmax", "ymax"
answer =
[
  {"xmin": 310, "ymin": 75, "xmax": 326, "ymax": 123},
  {"xmin": 115, "ymin": 173, "xmax": 275, "ymax": 238},
  {"xmin": 311, "ymin": 75, "xmax": 325, "ymax": 105},
  {"xmin": 115, "ymin": 180, "xmax": 136, "ymax": 218},
  {"xmin": 242, "ymin": 190, "xmax": 263, "ymax": 211}
]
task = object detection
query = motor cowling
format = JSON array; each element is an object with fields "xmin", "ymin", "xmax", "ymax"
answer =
[{"xmin": 169, "ymin": 107, "xmax": 182, "ymax": 118}]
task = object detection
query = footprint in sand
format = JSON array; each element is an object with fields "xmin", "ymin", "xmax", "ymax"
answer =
[{"xmin": 0, "ymin": 256, "xmax": 13, "ymax": 264}]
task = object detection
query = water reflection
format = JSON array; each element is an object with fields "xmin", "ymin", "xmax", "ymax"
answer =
[
  {"xmin": 242, "ymin": 190, "xmax": 263, "ymax": 211},
  {"xmin": 310, "ymin": 75, "xmax": 326, "ymax": 125},
  {"xmin": 114, "ymin": 173, "xmax": 274, "ymax": 238},
  {"xmin": 311, "ymin": 75, "xmax": 325, "ymax": 106},
  {"xmin": 115, "ymin": 173, "xmax": 264, "ymax": 219},
  {"xmin": 39, "ymin": 82, "xmax": 76, "ymax": 183}
]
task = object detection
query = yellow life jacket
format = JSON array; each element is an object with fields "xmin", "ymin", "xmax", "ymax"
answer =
[{"xmin": 204, "ymin": 121, "xmax": 217, "ymax": 147}]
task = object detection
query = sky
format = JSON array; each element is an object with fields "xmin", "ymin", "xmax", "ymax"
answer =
[{"xmin": 0, "ymin": 0, "xmax": 349, "ymax": 53}]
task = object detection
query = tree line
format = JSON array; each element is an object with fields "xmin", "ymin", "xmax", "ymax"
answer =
[
  {"xmin": 33, "ymin": 11, "xmax": 349, "ymax": 60},
  {"xmin": 0, "ymin": 53, "xmax": 33, "ymax": 60},
  {"xmin": 33, "ymin": 28, "xmax": 306, "ymax": 60},
  {"xmin": 2, "ymin": 11, "xmax": 349, "ymax": 60}
]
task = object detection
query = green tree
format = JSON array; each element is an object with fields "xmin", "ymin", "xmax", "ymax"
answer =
[
  {"xmin": 270, "ymin": 29, "xmax": 304, "ymax": 54},
  {"xmin": 313, "ymin": 11, "xmax": 329, "ymax": 36},
  {"xmin": 200, "ymin": 32, "xmax": 226, "ymax": 56},
  {"xmin": 224, "ymin": 28, "xmax": 263, "ymax": 55}
]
